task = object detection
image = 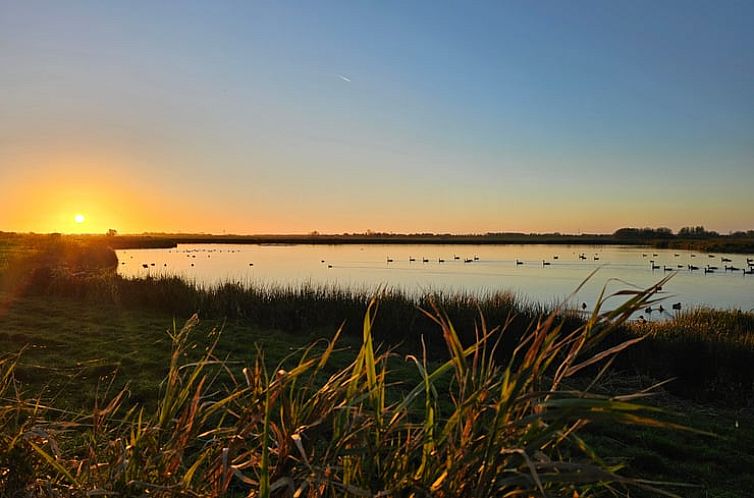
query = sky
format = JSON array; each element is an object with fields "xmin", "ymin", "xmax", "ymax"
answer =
[{"xmin": 1, "ymin": 0, "xmax": 753, "ymax": 235}]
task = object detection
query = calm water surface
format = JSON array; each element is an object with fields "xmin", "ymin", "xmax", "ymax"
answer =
[{"xmin": 116, "ymin": 244, "xmax": 754, "ymax": 313}]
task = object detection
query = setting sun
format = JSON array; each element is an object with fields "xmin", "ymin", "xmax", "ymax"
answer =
[{"xmin": 74, "ymin": 214, "xmax": 85, "ymax": 224}]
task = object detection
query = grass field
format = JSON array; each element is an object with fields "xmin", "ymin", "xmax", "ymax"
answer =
[
  {"xmin": 2, "ymin": 234, "xmax": 754, "ymax": 496},
  {"xmin": 0, "ymin": 292, "xmax": 365, "ymax": 410},
  {"xmin": 1, "ymin": 292, "xmax": 753, "ymax": 496}
]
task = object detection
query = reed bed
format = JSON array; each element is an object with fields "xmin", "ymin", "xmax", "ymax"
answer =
[
  {"xmin": 639, "ymin": 308, "xmax": 754, "ymax": 347},
  {"xmin": 6, "ymin": 240, "xmax": 754, "ymax": 404},
  {"xmin": 0, "ymin": 281, "xmax": 688, "ymax": 497},
  {"xmin": 15, "ymin": 267, "xmax": 559, "ymax": 359},
  {"xmin": 623, "ymin": 308, "xmax": 754, "ymax": 402}
]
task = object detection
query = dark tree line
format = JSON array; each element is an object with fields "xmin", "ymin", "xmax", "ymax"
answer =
[{"xmin": 611, "ymin": 226, "xmax": 754, "ymax": 240}]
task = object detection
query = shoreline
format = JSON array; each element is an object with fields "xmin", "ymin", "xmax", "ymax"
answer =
[
  {"xmin": 79, "ymin": 234, "xmax": 754, "ymax": 255},
  {"xmin": 4, "ymin": 231, "xmax": 753, "ymax": 254}
]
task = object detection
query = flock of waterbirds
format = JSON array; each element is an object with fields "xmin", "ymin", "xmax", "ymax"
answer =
[
  {"xmin": 123, "ymin": 247, "xmax": 754, "ymax": 279},
  {"xmin": 380, "ymin": 250, "xmax": 754, "ymax": 274},
  {"xmin": 386, "ymin": 254, "xmax": 480, "ymax": 264},
  {"xmin": 123, "ymin": 247, "xmax": 247, "ymax": 269},
  {"xmin": 123, "ymin": 246, "xmax": 754, "ymax": 274},
  {"xmin": 641, "ymin": 252, "xmax": 754, "ymax": 275},
  {"xmin": 121, "ymin": 247, "xmax": 753, "ymax": 319}
]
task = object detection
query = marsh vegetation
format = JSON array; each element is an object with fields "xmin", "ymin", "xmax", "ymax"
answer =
[{"xmin": 1, "ymin": 234, "xmax": 753, "ymax": 496}]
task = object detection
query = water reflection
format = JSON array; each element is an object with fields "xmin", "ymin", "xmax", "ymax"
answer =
[{"xmin": 117, "ymin": 244, "xmax": 754, "ymax": 313}]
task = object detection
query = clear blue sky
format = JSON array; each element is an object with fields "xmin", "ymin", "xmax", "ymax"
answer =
[{"xmin": 1, "ymin": 0, "xmax": 752, "ymax": 234}]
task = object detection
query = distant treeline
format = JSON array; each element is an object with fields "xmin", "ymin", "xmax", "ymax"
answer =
[
  {"xmin": 612, "ymin": 225, "xmax": 754, "ymax": 240},
  {"xmin": 612, "ymin": 226, "xmax": 754, "ymax": 253},
  {"xmin": 2, "ymin": 226, "xmax": 754, "ymax": 253}
]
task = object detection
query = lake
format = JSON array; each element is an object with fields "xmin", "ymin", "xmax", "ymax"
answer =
[{"xmin": 116, "ymin": 243, "xmax": 754, "ymax": 314}]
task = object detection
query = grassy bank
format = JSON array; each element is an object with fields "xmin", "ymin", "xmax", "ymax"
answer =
[
  {"xmin": 4, "ymin": 236, "xmax": 754, "ymax": 404},
  {"xmin": 1, "ymin": 234, "xmax": 556, "ymax": 357},
  {"xmin": 3, "ymin": 235, "xmax": 754, "ymax": 496},
  {"xmin": 620, "ymin": 309, "xmax": 754, "ymax": 403},
  {"xmin": 0, "ymin": 292, "xmax": 364, "ymax": 410},
  {"xmin": 3, "ymin": 291, "xmax": 754, "ymax": 496},
  {"xmin": 2, "ymin": 279, "xmax": 724, "ymax": 497},
  {"xmin": 12, "ymin": 265, "xmax": 754, "ymax": 406}
]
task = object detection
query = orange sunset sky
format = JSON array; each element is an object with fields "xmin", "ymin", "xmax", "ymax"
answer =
[{"xmin": 2, "ymin": 2, "xmax": 752, "ymax": 235}]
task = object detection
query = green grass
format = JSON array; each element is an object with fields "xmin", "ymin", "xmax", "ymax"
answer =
[
  {"xmin": 0, "ymin": 292, "xmax": 365, "ymax": 411},
  {"xmin": 19, "ymin": 262, "xmax": 754, "ymax": 404},
  {"xmin": 3, "ymin": 233, "xmax": 754, "ymax": 496},
  {"xmin": 586, "ymin": 401, "xmax": 754, "ymax": 497},
  {"xmin": 21, "ymin": 269, "xmax": 552, "ymax": 355},
  {"xmin": 3, "ymin": 282, "xmax": 702, "ymax": 497},
  {"xmin": 2, "ymin": 292, "xmax": 753, "ymax": 496}
]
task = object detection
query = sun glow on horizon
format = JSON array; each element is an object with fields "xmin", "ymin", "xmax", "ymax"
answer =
[{"xmin": 74, "ymin": 214, "xmax": 85, "ymax": 224}]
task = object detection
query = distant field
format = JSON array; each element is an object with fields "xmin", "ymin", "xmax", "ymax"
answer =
[{"xmin": 0, "ymin": 234, "xmax": 38, "ymax": 270}]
